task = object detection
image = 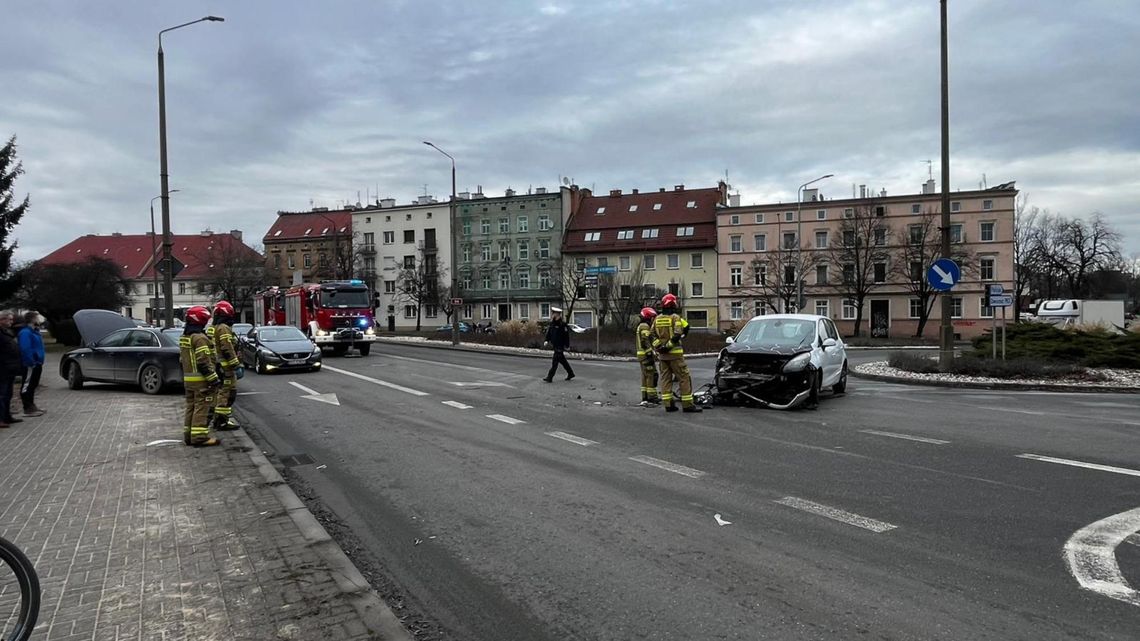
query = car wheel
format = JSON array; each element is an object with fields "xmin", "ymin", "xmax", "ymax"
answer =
[
  {"xmin": 255, "ymin": 354, "xmax": 268, "ymax": 375},
  {"xmin": 139, "ymin": 364, "xmax": 163, "ymax": 395},
  {"xmin": 67, "ymin": 363, "xmax": 84, "ymax": 390},
  {"xmin": 358, "ymin": 344, "xmax": 371, "ymax": 356},
  {"xmin": 833, "ymin": 362, "xmax": 848, "ymax": 394}
]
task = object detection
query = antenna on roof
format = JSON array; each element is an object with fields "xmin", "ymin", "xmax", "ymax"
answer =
[{"xmin": 924, "ymin": 160, "xmax": 933, "ymax": 180}]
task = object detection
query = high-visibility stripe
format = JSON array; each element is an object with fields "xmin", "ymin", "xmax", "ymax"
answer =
[
  {"xmin": 221, "ymin": 358, "xmax": 240, "ymax": 367},
  {"xmin": 184, "ymin": 375, "xmax": 206, "ymax": 382}
]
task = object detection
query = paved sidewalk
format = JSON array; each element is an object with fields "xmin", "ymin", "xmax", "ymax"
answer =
[{"xmin": 0, "ymin": 374, "xmax": 409, "ymax": 640}]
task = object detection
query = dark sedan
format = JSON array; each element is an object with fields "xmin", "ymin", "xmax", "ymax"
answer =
[
  {"xmin": 238, "ymin": 325, "xmax": 322, "ymax": 374},
  {"xmin": 60, "ymin": 310, "xmax": 184, "ymax": 394}
]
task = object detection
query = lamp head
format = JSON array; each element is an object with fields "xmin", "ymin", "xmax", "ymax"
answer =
[{"xmin": 204, "ymin": 16, "xmax": 225, "ymax": 21}]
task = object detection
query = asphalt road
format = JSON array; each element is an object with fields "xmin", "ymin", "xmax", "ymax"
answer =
[{"xmin": 234, "ymin": 343, "xmax": 1140, "ymax": 641}]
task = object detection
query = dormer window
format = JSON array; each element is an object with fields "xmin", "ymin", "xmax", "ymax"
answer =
[
  {"xmin": 303, "ymin": 228, "xmax": 312, "ymax": 235},
  {"xmin": 595, "ymin": 207, "xmax": 606, "ymax": 215},
  {"xmin": 629, "ymin": 205, "xmax": 638, "ymax": 212},
  {"xmin": 653, "ymin": 203, "xmax": 662, "ymax": 210},
  {"xmin": 584, "ymin": 232, "xmax": 601, "ymax": 242},
  {"xmin": 617, "ymin": 230, "xmax": 634, "ymax": 240},
  {"xmin": 274, "ymin": 230, "xmax": 282, "ymax": 236},
  {"xmin": 686, "ymin": 201, "xmax": 696, "ymax": 208},
  {"xmin": 675, "ymin": 226, "xmax": 695, "ymax": 237},
  {"xmin": 321, "ymin": 227, "xmax": 330, "ymax": 234}
]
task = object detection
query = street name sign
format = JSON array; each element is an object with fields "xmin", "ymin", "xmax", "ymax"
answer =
[
  {"xmin": 989, "ymin": 295, "xmax": 1014, "ymax": 307},
  {"xmin": 584, "ymin": 266, "xmax": 617, "ymax": 275},
  {"xmin": 926, "ymin": 258, "xmax": 961, "ymax": 292}
]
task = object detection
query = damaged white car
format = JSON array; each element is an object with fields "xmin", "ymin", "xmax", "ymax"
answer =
[{"xmin": 714, "ymin": 314, "xmax": 848, "ymax": 409}]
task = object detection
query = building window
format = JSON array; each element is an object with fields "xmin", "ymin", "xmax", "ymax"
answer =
[
  {"xmin": 754, "ymin": 263, "xmax": 767, "ymax": 286},
  {"xmin": 596, "ymin": 206, "xmax": 606, "ymax": 215},
  {"xmin": 873, "ymin": 262, "xmax": 887, "ymax": 283},
  {"xmin": 629, "ymin": 205, "xmax": 638, "ymax": 212},
  {"xmin": 754, "ymin": 213, "xmax": 764, "ymax": 224},
  {"xmin": 584, "ymin": 232, "xmax": 601, "ymax": 242},
  {"xmin": 783, "ymin": 232, "xmax": 797, "ymax": 249},
  {"xmin": 784, "ymin": 211, "xmax": 794, "ymax": 222},
  {"xmin": 815, "ymin": 299, "xmax": 829, "ymax": 317},
  {"xmin": 690, "ymin": 253, "xmax": 703, "ymax": 268},
  {"xmin": 404, "ymin": 305, "xmax": 417, "ymax": 319},
  {"xmin": 908, "ymin": 225, "xmax": 924, "ymax": 245},
  {"xmin": 576, "ymin": 257, "xmax": 587, "ymax": 272},
  {"xmin": 517, "ymin": 216, "xmax": 528, "ymax": 232},
  {"xmin": 983, "ymin": 199, "xmax": 993, "ymax": 210},
  {"xmin": 951, "ymin": 297, "xmax": 963, "ymax": 318},
  {"xmin": 540, "ymin": 303, "xmax": 551, "ymax": 319},
  {"xmin": 980, "ymin": 297, "xmax": 994, "ymax": 319},
  {"xmin": 499, "ymin": 272, "xmax": 510, "ymax": 289},
  {"xmin": 817, "ymin": 209, "xmax": 826, "ymax": 220},
  {"xmin": 382, "ymin": 231, "xmax": 394, "ymax": 244},
  {"xmin": 754, "ymin": 300, "xmax": 767, "ymax": 317},
  {"xmin": 730, "ymin": 214, "xmax": 740, "ymax": 225},
  {"xmin": 461, "ymin": 275, "xmax": 472, "ymax": 290},
  {"xmin": 730, "ymin": 301, "xmax": 743, "ymax": 320},
  {"xmin": 950, "ymin": 224, "xmax": 963, "ymax": 243},
  {"xmin": 481, "ymin": 274, "xmax": 491, "ymax": 289},
  {"xmin": 538, "ymin": 239, "xmax": 550, "ymax": 258},
  {"xmin": 384, "ymin": 280, "xmax": 395, "ymax": 294},
  {"xmin": 425, "ymin": 305, "xmax": 439, "ymax": 319},
  {"xmin": 667, "ymin": 254, "xmax": 679, "ymax": 269},
  {"xmin": 874, "ymin": 205, "xmax": 886, "ymax": 217},
  {"xmin": 815, "ymin": 231, "xmax": 828, "ymax": 248},
  {"xmin": 981, "ymin": 221, "xmax": 995, "ymax": 241},
  {"xmin": 686, "ymin": 310, "xmax": 707, "ymax": 328},
  {"xmin": 642, "ymin": 228, "xmax": 659, "ymax": 239},
  {"xmin": 816, "ymin": 264, "xmax": 828, "ymax": 285},
  {"xmin": 980, "ymin": 257, "xmax": 995, "ymax": 281},
  {"xmin": 499, "ymin": 241, "xmax": 510, "ymax": 260},
  {"xmin": 539, "ymin": 270, "xmax": 552, "ymax": 288},
  {"xmin": 643, "ymin": 255, "xmax": 656, "ymax": 270},
  {"xmin": 676, "ymin": 226, "xmax": 695, "ymax": 237},
  {"xmin": 615, "ymin": 230, "xmax": 631, "ymax": 240},
  {"xmin": 730, "ymin": 266, "xmax": 742, "ymax": 287},
  {"xmin": 843, "ymin": 208, "xmax": 854, "ymax": 218},
  {"xmin": 481, "ymin": 244, "xmax": 491, "ymax": 262},
  {"xmin": 482, "ymin": 304, "xmax": 493, "ymax": 319},
  {"xmin": 620, "ymin": 256, "xmax": 631, "ymax": 271},
  {"xmin": 909, "ymin": 298, "xmax": 923, "ymax": 318},
  {"xmin": 687, "ymin": 201, "xmax": 697, "ymax": 209},
  {"xmin": 177, "ymin": 282, "xmax": 186, "ymax": 295},
  {"xmin": 754, "ymin": 234, "xmax": 766, "ymax": 251},
  {"xmin": 480, "ymin": 219, "xmax": 490, "ymax": 234},
  {"xmin": 462, "ymin": 304, "xmax": 474, "ymax": 319},
  {"xmin": 273, "ymin": 254, "xmax": 281, "ymax": 269},
  {"xmin": 619, "ymin": 284, "xmax": 631, "ymax": 299},
  {"xmin": 303, "ymin": 254, "xmax": 313, "ymax": 268},
  {"xmin": 784, "ymin": 264, "xmax": 796, "ymax": 286},
  {"xmin": 538, "ymin": 215, "xmax": 552, "ymax": 231},
  {"xmin": 287, "ymin": 254, "xmax": 296, "ymax": 269},
  {"xmin": 951, "ymin": 201, "xmax": 961, "ymax": 212},
  {"xmin": 691, "ymin": 282, "xmax": 703, "ymax": 298},
  {"xmin": 518, "ymin": 271, "xmax": 530, "ymax": 289},
  {"xmin": 519, "ymin": 303, "xmax": 530, "ymax": 320},
  {"xmin": 910, "ymin": 261, "xmax": 923, "ymax": 282},
  {"xmin": 842, "ymin": 264, "xmax": 855, "ymax": 285},
  {"xmin": 404, "ymin": 230, "xmax": 415, "ymax": 244},
  {"xmin": 911, "ymin": 203, "xmax": 921, "ymax": 214},
  {"xmin": 843, "ymin": 230, "xmax": 855, "ymax": 246},
  {"xmin": 730, "ymin": 235, "xmax": 742, "ymax": 252},
  {"xmin": 597, "ymin": 256, "xmax": 609, "ymax": 267},
  {"xmin": 842, "ymin": 299, "xmax": 856, "ymax": 320},
  {"xmin": 517, "ymin": 241, "xmax": 529, "ymax": 260},
  {"xmin": 873, "ymin": 227, "xmax": 886, "ymax": 246}
]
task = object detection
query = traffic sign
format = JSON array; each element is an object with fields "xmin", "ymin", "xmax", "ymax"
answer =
[
  {"xmin": 926, "ymin": 258, "xmax": 961, "ymax": 292},
  {"xmin": 155, "ymin": 256, "xmax": 185, "ymax": 277},
  {"xmin": 985, "ymin": 283, "xmax": 1005, "ymax": 297},
  {"xmin": 450, "ymin": 297, "xmax": 463, "ymax": 306},
  {"xmin": 988, "ymin": 295, "xmax": 1014, "ymax": 307},
  {"xmin": 584, "ymin": 266, "xmax": 617, "ymax": 275}
]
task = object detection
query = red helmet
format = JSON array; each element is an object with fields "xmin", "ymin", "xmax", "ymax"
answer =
[
  {"xmin": 214, "ymin": 300, "xmax": 235, "ymax": 317},
  {"xmin": 185, "ymin": 305, "xmax": 211, "ymax": 325},
  {"xmin": 639, "ymin": 307, "xmax": 658, "ymax": 321},
  {"xmin": 661, "ymin": 293, "xmax": 678, "ymax": 309}
]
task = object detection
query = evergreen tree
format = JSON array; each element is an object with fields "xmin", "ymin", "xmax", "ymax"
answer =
[{"xmin": 0, "ymin": 136, "xmax": 30, "ymax": 277}]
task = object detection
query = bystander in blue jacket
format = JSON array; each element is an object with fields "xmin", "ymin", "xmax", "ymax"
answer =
[{"xmin": 17, "ymin": 311, "xmax": 46, "ymax": 417}]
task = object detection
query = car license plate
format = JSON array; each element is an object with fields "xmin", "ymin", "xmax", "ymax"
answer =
[{"xmin": 287, "ymin": 359, "xmax": 306, "ymax": 365}]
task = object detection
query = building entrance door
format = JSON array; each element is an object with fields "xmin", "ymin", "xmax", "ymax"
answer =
[
  {"xmin": 498, "ymin": 304, "xmax": 511, "ymax": 322},
  {"xmin": 870, "ymin": 299, "xmax": 890, "ymax": 338}
]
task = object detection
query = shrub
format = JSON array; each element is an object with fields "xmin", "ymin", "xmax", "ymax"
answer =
[
  {"xmin": 970, "ymin": 322, "xmax": 1140, "ymax": 370},
  {"xmin": 887, "ymin": 350, "xmax": 1109, "ymax": 381}
]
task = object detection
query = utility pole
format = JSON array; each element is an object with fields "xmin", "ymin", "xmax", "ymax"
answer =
[{"xmin": 938, "ymin": 0, "xmax": 954, "ymax": 369}]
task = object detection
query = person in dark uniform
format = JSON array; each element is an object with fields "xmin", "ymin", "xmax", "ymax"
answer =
[
  {"xmin": 542, "ymin": 307, "xmax": 575, "ymax": 382},
  {"xmin": 0, "ymin": 311, "xmax": 21, "ymax": 428}
]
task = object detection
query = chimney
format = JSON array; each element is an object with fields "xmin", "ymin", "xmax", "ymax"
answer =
[
  {"xmin": 859, "ymin": 184, "xmax": 866, "ymax": 199},
  {"xmin": 458, "ymin": 191, "xmax": 470, "ymax": 200},
  {"xmin": 729, "ymin": 194, "xmax": 741, "ymax": 207},
  {"xmin": 922, "ymin": 179, "xmax": 936, "ymax": 194},
  {"xmin": 505, "ymin": 188, "xmax": 515, "ymax": 197},
  {"xmin": 659, "ymin": 187, "xmax": 666, "ymax": 192},
  {"xmin": 879, "ymin": 188, "xmax": 887, "ymax": 197},
  {"xmin": 609, "ymin": 189, "xmax": 621, "ymax": 197},
  {"xmin": 229, "ymin": 229, "xmax": 242, "ymax": 240},
  {"xmin": 380, "ymin": 198, "xmax": 395, "ymax": 208},
  {"xmin": 674, "ymin": 184, "xmax": 685, "ymax": 191},
  {"xmin": 200, "ymin": 230, "xmax": 214, "ymax": 237},
  {"xmin": 535, "ymin": 187, "xmax": 547, "ymax": 194},
  {"xmin": 802, "ymin": 188, "xmax": 819, "ymax": 202},
  {"xmin": 631, "ymin": 188, "xmax": 639, "ymax": 195}
]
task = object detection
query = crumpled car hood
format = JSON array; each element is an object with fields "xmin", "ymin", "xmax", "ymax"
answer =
[{"xmin": 724, "ymin": 342, "xmax": 811, "ymax": 357}]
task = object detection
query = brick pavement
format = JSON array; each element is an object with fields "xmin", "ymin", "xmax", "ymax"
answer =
[{"xmin": 0, "ymin": 368, "xmax": 408, "ymax": 640}]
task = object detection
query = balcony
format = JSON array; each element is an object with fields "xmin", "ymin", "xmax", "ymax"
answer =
[
  {"xmin": 418, "ymin": 240, "xmax": 438, "ymax": 253},
  {"xmin": 358, "ymin": 244, "xmax": 377, "ymax": 255}
]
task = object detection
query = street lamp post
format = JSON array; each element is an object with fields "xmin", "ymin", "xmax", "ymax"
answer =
[
  {"xmin": 938, "ymin": 0, "xmax": 955, "ymax": 369},
  {"xmin": 158, "ymin": 15, "xmax": 223, "ymax": 328},
  {"xmin": 423, "ymin": 141, "xmax": 460, "ymax": 346},
  {"xmin": 150, "ymin": 190, "xmax": 180, "ymax": 324},
  {"xmin": 796, "ymin": 173, "xmax": 833, "ymax": 312}
]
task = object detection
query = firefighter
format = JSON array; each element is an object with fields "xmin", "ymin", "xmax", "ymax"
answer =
[
  {"xmin": 652, "ymin": 293, "xmax": 701, "ymax": 413},
  {"xmin": 181, "ymin": 305, "xmax": 222, "ymax": 446},
  {"xmin": 636, "ymin": 306, "xmax": 660, "ymax": 406},
  {"xmin": 208, "ymin": 300, "xmax": 242, "ymax": 431}
]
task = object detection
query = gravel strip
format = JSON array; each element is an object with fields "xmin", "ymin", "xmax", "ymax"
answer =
[
  {"xmin": 854, "ymin": 361, "xmax": 1140, "ymax": 391},
  {"xmin": 374, "ymin": 335, "xmax": 720, "ymax": 361}
]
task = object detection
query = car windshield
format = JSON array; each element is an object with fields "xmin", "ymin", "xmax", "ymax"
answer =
[
  {"xmin": 259, "ymin": 327, "xmax": 308, "ymax": 342},
  {"xmin": 321, "ymin": 288, "xmax": 371, "ymax": 308},
  {"xmin": 734, "ymin": 318, "xmax": 817, "ymax": 348}
]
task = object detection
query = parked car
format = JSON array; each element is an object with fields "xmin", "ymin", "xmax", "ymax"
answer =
[
  {"xmin": 566, "ymin": 323, "xmax": 589, "ymax": 334},
  {"xmin": 59, "ymin": 309, "xmax": 184, "ymax": 394},
  {"xmin": 434, "ymin": 322, "xmax": 471, "ymax": 333},
  {"xmin": 239, "ymin": 325, "xmax": 322, "ymax": 374},
  {"xmin": 231, "ymin": 323, "xmax": 253, "ymax": 340},
  {"xmin": 714, "ymin": 314, "xmax": 847, "ymax": 410}
]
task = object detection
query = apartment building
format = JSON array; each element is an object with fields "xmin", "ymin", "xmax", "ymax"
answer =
[
  {"xmin": 351, "ymin": 196, "xmax": 452, "ymax": 330},
  {"xmin": 562, "ymin": 183, "xmax": 728, "ymax": 330},
  {"xmin": 40, "ymin": 230, "xmax": 262, "ymax": 322},
  {"xmin": 453, "ymin": 186, "xmax": 570, "ymax": 325},
  {"xmin": 262, "ymin": 208, "xmax": 354, "ymax": 286},
  {"xmin": 716, "ymin": 180, "xmax": 1018, "ymax": 338}
]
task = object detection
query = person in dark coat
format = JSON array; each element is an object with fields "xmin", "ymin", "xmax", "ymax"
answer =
[
  {"xmin": 542, "ymin": 307, "xmax": 575, "ymax": 382},
  {"xmin": 0, "ymin": 310, "xmax": 23, "ymax": 428},
  {"xmin": 18, "ymin": 311, "xmax": 46, "ymax": 417}
]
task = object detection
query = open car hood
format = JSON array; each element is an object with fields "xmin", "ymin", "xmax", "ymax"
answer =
[{"xmin": 73, "ymin": 309, "xmax": 135, "ymax": 346}]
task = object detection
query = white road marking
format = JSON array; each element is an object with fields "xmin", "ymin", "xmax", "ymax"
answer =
[
  {"xmin": 379, "ymin": 353, "xmax": 530, "ymax": 378},
  {"xmin": 289, "ymin": 381, "xmax": 340, "ymax": 406},
  {"xmin": 714, "ymin": 513, "xmax": 732, "ymax": 526},
  {"xmin": 323, "ymin": 365, "xmax": 429, "ymax": 396},
  {"xmin": 1063, "ymin": 507, "xmax": 1140, "ymax": 607},
  {"xmin": 450, "ymin": 381, "xmax": 512, "ymax": 388},
  {"xmin": 289, "ymin": 381, "xmax": 319, "ymax": 395},
  {"xmin": 860, "ymin": 430, "xmax": 950, "ymax": 445},
  {"xmin": 235, "ymin": 391, "xmax": 266, "ymax": 396},
  {"xmin": 629, "ymin": 455, "xmax": 706, "ymax": 479},
  {"xmin": 978, "ymin": 405, "xmax": 1047, "ymax": 416},
  {"xmin": 546, "ymin": 431, "xmax": 598, "ymax": 446},
  {"xmin": 775, "ymin": 497, "xmax": 897, "ymax": 533},
  {"xmin": 487, "ymin": 414, "xmax": 525, "ymax": 425},
  {"xmin": 441, "ymin": 400, "xmax": 473, "ymax": 410},
  {"xmin": 1016, "ymin": 454, "xmax": 1140, "ymax": 478}
]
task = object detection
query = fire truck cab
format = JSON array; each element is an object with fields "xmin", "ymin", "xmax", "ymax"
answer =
[{"xmin": 284, "ymin": 280, "xmax": 377, "ymax": 356}]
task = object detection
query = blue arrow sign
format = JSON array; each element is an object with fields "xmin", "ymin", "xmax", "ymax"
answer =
[{"xmin": 926, "ymin": 258, "xmax": 961, "ymax": 291}]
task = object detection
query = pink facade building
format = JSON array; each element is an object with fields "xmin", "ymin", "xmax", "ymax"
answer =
[{"xmin": 715, "ymin": 181, "xmax": 1018, "ymax": 338}]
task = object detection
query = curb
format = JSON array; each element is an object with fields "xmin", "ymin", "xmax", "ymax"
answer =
[
  {"xmin": 372, "ymin": 337, "xmax": 719, "ymax": 361},
  {"xmin": 233, "ymin": 428, "xmax": 414, "ymax": 641},
  {"xmin": 850, "ymin": 369, "xmax": 1140, "ymax": 394}
]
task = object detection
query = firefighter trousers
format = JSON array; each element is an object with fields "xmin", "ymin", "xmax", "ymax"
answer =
[
  {"xmin": 658, "ymin": 357, "xmax": 695, "ymax": 409},
  {"xmin": 213, "ymin": 371, "xmax": 239, "ymax": 428},
  {"xmin": 184, "ymin": 382, "xmax": 217, "ymax": 444},
  {"xmin": 639, "ymin": 358, "xmax": 660, "ymax": 402}
]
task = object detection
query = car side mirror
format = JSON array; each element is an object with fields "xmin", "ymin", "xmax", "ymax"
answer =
[
  {"xmin": 725, "ymin": 336, "xmax": 735, "ymax": 345},
  {"xmin": 822, "ymin": 337, "xmax": 837, "ymax": 348}
]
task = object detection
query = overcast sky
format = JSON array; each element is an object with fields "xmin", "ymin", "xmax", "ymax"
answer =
[{"xmin": 3, "ymin": 0, "xmax": 1138, "ymax": 263}]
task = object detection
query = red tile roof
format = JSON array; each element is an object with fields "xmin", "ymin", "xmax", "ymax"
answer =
[
  {"xmin": 264, "ymin": 209, "xmax": 352, "ymax": 243},
  {"xmin": 39, "ymin": 231, "xmax": 262, "ymax": 280},
  {"xmin": 563, "ymin": 184, "xmax": 726, "ymax": 253}
]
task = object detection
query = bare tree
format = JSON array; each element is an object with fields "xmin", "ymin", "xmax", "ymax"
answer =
[
  {"xmin": 1012, "ymin": 195, "xmax": 1040, "ymax": 321},
  {"xmin": 193, "ymin": 238, "xmax": 266, "ymax": 319},
  {"xmin": 1022, "ymin": 211, "xmax": 1122, "ymax": 301},
  {"xmin": 314, "ymin": 231, "xmax": 360, "ymax": 281},
  {"xmin": 827, "ymin": 203, "xmax": 892, "ymax": 336},
  {"xmin": 892, "ymin": 208, "xmax": 973, "ymax": 337},
  {"xmin": 605, "ymin": 262, "xmax": 652, "ymax": 330},
  {"xmin": 559, "ymin": 257, "xmax": 589, "ymax": 318},
  {"xmin": 395, "ymin": 248, "xmax": 446, "ymax": 331},
  {"xmin": 732, "ymin": 245, "xmax": 824, "ymax": 314}
]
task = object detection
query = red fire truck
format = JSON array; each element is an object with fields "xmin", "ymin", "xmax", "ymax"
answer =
[
  {"xmin": 284, "ymin": 280, "xmax": 377, "ymax": 355},
  {"xmin": 253, "ymin": 287, "xmax": 286, "ymax": 327}
]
